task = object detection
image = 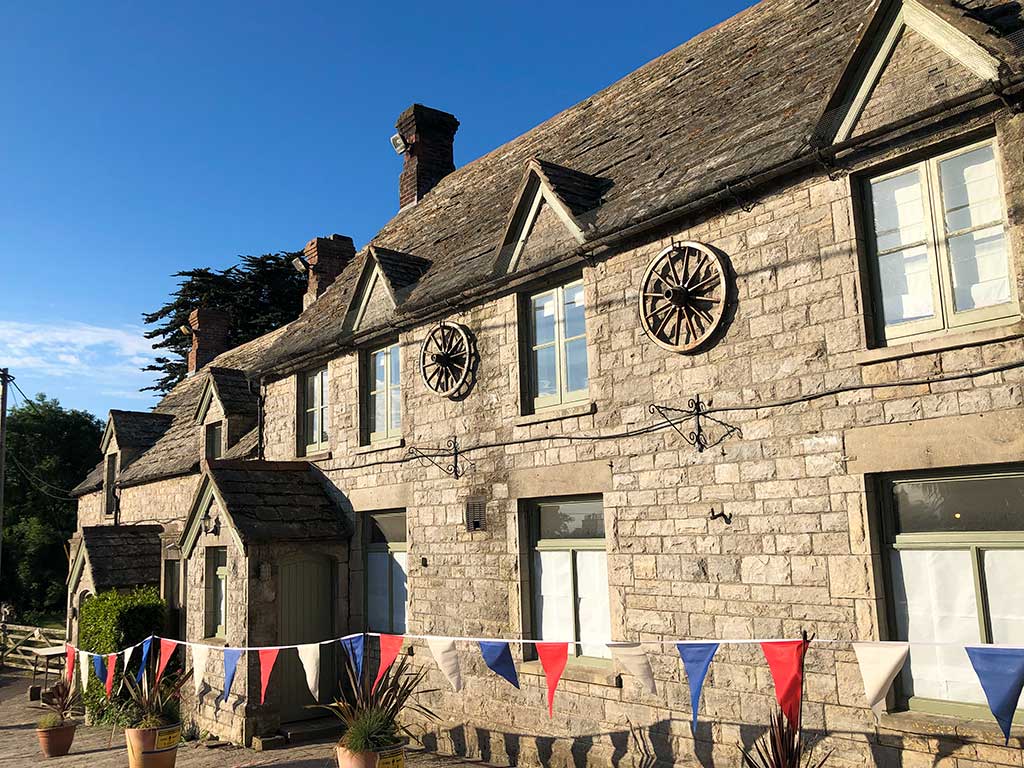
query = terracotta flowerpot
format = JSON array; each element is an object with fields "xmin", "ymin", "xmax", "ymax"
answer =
[
  {"xmin": 335, "ymin": 744, "xmax": 405, "ymax": 768},
  {"xmin": 36, "ymin": 723, "xmax": 76, "ymax": 758},
  {"xmin": 125, "ymin": 723, "xmax": 181, "ymax": 768}
]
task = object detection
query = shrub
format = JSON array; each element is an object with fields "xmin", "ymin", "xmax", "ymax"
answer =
[
  {"xmin": 37, "ymin": 712, "xmax": 65, "ymax": 730},
  {"xmin": 78, "ymin": 587, "xmax": 166, "ymax": 725}
]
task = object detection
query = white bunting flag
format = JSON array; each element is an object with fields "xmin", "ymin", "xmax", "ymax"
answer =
[
  {"xmin": 853, "ymin": 642, "xmax": 909, "ymax": 716},
  {"xmin": 123, "ymin": 645, "xmax": 135, "ymax": 675},
  {"xmin": 191, "ymin": 643, "xmax": 210, "ymax": 697},
  {"xmin": 608, "ymin": 643, "xmax": 657, "ymax": 694},
  {"xmin": 78, "ymin": 651, "xmax": 91, "ymax": 692},
  {"xmin": 297, "ymin": 644, "xmax": 321, "ymax": 702},
  {"xmin": 427, "ymin": 638, "xmax": 463, "ymax": 692}
]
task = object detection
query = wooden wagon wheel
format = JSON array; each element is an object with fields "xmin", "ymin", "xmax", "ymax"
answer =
[
  {"xmin": 638, "ymin": 242, "xmax": 727, "ymax": 353},
  {"xmin": 419, "ymin": 321, "xmax": 472, "ymax": 397}
]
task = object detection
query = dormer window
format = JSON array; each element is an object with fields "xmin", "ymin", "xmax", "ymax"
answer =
[
  {"xmin": 205, "ymin": 422, "xmax": 223, "ymax": 460},
  {"xmin": 103, "ymin": 453, "xmax": 118, "ymax": 517}
]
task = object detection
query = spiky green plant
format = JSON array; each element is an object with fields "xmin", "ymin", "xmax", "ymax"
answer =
[
  {"xmin": 39, "ymin": 679, "xmax": 80, "ymax": 726},
  {"xmin": 120, "ymin": 669, "xmax": 193, "ymax": 729},
  {"xmin": 741, "ymin": 709, "xmax": 832, "ymax": 768},
  {"xmin": 313, "ymin": 648, "xmax": 438, "ymax": 752}
]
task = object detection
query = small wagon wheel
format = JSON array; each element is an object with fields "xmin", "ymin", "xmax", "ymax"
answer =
[
  {"xmin": 638, "ymin": 242, "xmax": 727, "ymax": 353},
  {"xmin": 419, "ymin": 321, "xmax": 472, "ymax": 397}
]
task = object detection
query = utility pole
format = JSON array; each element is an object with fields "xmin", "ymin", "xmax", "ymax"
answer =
[{"xmin": 0, "ymin": 368, "xmax": 8, "ymax": 582}]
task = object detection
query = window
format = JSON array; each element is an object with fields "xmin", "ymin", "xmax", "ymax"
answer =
[
  {"xmin": 365, "ymin": 511, "xmax": 407, "ymax": 633},
  {"xmin": 103, "ymin": 453, "xmax": 117, "ymax": 517},
  {"xmin": 864, "ymin": 139, "xmax": 1015, "ymax": 344},
  {"xmin": 205, "ymin": 547, "xmax": 228, "ymax": 638},
  {"xmin": 526, "ymin": 279, "xmax": 588, "ymax": 411},
  {"xmin": 528, "ymin": 497, "xmax": 610, "ymax": 659},
  {"xmin": 365, "ymin": 343, "xmax": 401, "ymax": 443},
  {"xmin": 880, "ymin": 468, "xmax": 1024, "ymax": 717},
  {"xmin": 301, "ymin": 367, "xmax": 329, "ymax": 454},
  {"xmin": 163, "ymin": 559, "xmax": 183, "ymax": 640},
  {"xmin": 205, "ymin": 422, "xmax": 223, "ymax": 460}
]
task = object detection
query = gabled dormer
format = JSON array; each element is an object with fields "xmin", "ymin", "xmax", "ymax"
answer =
[
  {"xmin": 343, "ymin": 246, "xmax": 431, "ymax": 334},
  {"xmin": 813, "ymin": 0, "xmax": 1012, "ymax": 146},
  {"xmin": 494, "ymin": 158, "xmax": 608, "ymax": 275},
  {"xmin": 193, "ymin": 367, "xmax": 259, "ymax": 462},
  {"xmin": 98, "ymin": 410, "xmax": 175, "ymax": 519}
]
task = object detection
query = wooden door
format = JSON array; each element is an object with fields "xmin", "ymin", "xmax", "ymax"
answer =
[{"xmin": 277, "ymin": 556, "xmax": 336, "ymax": 722}]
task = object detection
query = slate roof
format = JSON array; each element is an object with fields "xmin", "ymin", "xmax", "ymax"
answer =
[
  {"xmin": 373, "ymin": 247, "xmax": 432, "ymax": 295},
  {"xmin": 531, "ymin": 158, "xmax": 608, "ymax": 218},
  {"xmin": 77, "ymin": 525, "xmax": 163, "ymax": 591},
  {"xmin": 205, "ymin": 367, "xmax": 259, "ymax": 420},
  {"xmin": 222, "ymin": 426, "xmax": 259, "ymax": 460},
  {"xmin": 106, "ymin": 410, "xmax": 175, "ymax": 450},
  {"xmin": 205, "ymin": 461, "xmax": 349, "ymax": 545}
]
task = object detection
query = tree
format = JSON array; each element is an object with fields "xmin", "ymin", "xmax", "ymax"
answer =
[
  {"xmin": 142, "ymin": 252, "xmax": 307, "ymax": 394},
  {"xmin": 1, "ymin": 395, "xmax": 103, "ymax": 623}
]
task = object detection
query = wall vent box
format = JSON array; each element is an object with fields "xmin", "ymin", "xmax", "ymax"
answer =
[{"xmin": 465, "ymin": 497, "xmax": 486, "ymax": 531}]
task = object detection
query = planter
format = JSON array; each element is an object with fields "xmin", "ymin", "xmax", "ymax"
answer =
[
  {"xmin": 125, "ymin": 723, "xmax": 182, "ymax": 768},
  {"xmin": 36, "ymin": 723, "xmax": 76, "ymax": 758},
  {"xmin": 335, "ymin": 744, "xmax": 405, "ymax": 768}
]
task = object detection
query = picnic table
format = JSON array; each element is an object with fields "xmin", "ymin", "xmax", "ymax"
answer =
[{"xmin": 29, "ymin": 645, "xmax": 65, "ymax": 691}]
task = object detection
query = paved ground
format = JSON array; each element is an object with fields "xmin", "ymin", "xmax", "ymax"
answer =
[{"xmin": 0, "ymin": 672, "xmax": 472, "ymax": 767}]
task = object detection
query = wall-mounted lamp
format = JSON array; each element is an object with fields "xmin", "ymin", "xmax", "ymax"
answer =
[
  {"xmin": 179, "ymin": 324, "xmax": 193, "ymax": 336},
  {"xmin": 291, "ymin": 256, "xmax": 308, "ymax": 274}
]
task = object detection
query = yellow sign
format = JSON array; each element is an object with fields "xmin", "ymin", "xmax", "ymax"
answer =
[
  {"xmin": 154, "ymin": 726, "xmax": 181, "ymax": 750},
  {"xmin": 376, "ymin": 747, "xmax": 405, "ymax": 768}
]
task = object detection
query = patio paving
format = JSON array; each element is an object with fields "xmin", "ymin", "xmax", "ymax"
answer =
[{"xmin": 0, "ymin": 671, "xmax": 474, "ymax": 767}]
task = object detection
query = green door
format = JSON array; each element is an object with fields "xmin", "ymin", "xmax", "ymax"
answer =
[{"xmin": 277, "ymin": 556, "xmax": 336, "ymax": 722}]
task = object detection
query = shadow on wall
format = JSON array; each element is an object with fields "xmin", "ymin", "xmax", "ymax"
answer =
[{"xmin": 418, "ymin": 718, "xmax": 960, "ymax": 768}]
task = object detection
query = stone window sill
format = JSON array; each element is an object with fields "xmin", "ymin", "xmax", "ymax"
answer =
[
  {"xmin": 515, "ymin": 401, "xmax": 596, "ymax": 427},
  {"xmin": 197, "ymin": 637, "xmax": 228, "ymax": 647},
  {"xmin": 877, "ymin": 709, "xmax": 1014, "ymax": 746},
  {"xmin": 354, "ymin": 437, "xmax": 405, "ymax": 455},
  {"xmin": 854, "ymin": 320, "xmax": 1024, "ymax": 365},
  {"xmin": 301, "ymin": 450, "xmax": 332, "ymax": 462},
  {"xmin": 519, "ymin": 657, "xmax": 621, "ymax": 688}
]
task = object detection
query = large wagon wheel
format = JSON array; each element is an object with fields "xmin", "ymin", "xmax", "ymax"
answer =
[
  {"xmin": 419, "ymin": 321, "xmax": 472, "ymax": 397},
  {"xmin": 638, "ymin": 242, "xmax": 727, "ymax": 353}
]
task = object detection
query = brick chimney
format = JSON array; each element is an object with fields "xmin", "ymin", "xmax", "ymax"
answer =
[
  {"xmin": 395, "ymin": 104, "xmax": 460, "ymax": 209},
  {"xmin": 302, "ymin": 234, "xmax": 356, "ymax": 309},
  {"xmin": 187, "ymin": 308, "xmax": 230, "ymax": 375}
]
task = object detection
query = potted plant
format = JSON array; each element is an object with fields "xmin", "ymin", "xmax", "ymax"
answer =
[
  {"xmin": 36, "ymin": 679, "xmax": 80, "ymax": 758},
  {"xmin": 315, "ymin": 651, "xmax": 437, "ymax": 768},
  {"xmin": 121, "ymin": 669, "xmax": 193, "ymax": 768},
  {"xmin": 741, "ymin": 709, "xmax": 832, "ymax": 768}
]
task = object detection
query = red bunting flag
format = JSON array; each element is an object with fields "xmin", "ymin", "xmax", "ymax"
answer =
[
  {"xmin": 259, "ymin": 648, "xmax": 279, "ymax": 705},
  {"xmin": 155, "ymin": 639, "xmax": 178, "ymax": 685},
  {"xmin": 105, "ymin": 653, "xmax": 117, "ymax": 698},
  {"xmin": 536, "ymin": 642, "xmax": 568, "ymax": 717},
  {"xmin": 760, "ymin": 638, "xmax": 810, "ymax": 727},
  {"xmin": 65, "ymin": 644, "xmax": 76, "ymax": 685},
  {"xmin": 372, "ymin": 635, "xmax": 405, "ymax": 693}
]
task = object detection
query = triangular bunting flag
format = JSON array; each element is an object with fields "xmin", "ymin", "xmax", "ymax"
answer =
[
  {"xmin": 92, "ymin": 653, "xmax": 107, "ymax": 686},
  {"xmin": 608, "ymin": 643, "xmax": 656, "ymax": 694},
  {"xmin": 123, "ymin": 644, "xmax": 135, "ymax": 679},
  {"xmin": 372, "ymin": 635, "xmax": 405, "ymax": 693},
  {"xmin": 155, "ymin": 638, "xmax": 178, "ymax": 685},
  {"xmin": 479, "ymin": 641, "xmax": 519, "ymax": 689},
  {"xmin": 537, "ymin": 642, "xmax": 568, "ymax": 717},
  {"xmin": 677, "ymin": 643, "xmax": 719, "ymax": 734},
  {"xmin": 427, "ymin": 638, "xmax": 462, "ymax": 692},
  {"xmin": 191, "ymin": 644, "xmax": 210, "ymax": 697},
  {"xmin": 966, "ymin": 646, "xmax": 1024, "ymax": 744},
  {"xmin": 79, "ymin": 651, "xmax": 91, "ymax": 692},
  {"xmin": 340, "ymin": 635, "xmax": 365, "ymax": 685},
  {"xmin": 761, "ymin": 639, "xmax": 810, "ymax": 727},
  {"xmin": 65, "ymin": 644, "xmax": 76, "ymax": 685},
  {"xmin": 259, "ymin": 648, "xmax": 279, "ymax": 705},
  {"xmin": 221, "ymin": 648, "xmax": 243, "ymax": 703},
  {"xmin": 136, "ymin": 638, "xmax": 151, "ymax": 683},
  {"xmin": 852, "ymin": 642, "xmax": 909, "ymax": 716},
  {"xmin": 297, "ymin": 644, "xmax": 321, "ymax": 701},
  {"xmin": 105, "ymin": 653, "xmax": 117, "ymax": 698}
]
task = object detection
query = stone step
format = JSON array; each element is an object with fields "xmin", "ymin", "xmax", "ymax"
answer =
[{"xmin": 280, "ymin": 716, "xmax": 344, "ymax": 744}]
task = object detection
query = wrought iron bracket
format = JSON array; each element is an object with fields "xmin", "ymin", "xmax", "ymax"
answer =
[
  {"xmin": 814, "ymin": 148, "xmax": 847, "ymax": 181},
  {"xmin": 407, "ymin": 437, "xmax": 475, "ymax": 479},
  {"xmin": 648, "ymin": 394, "xmax": 742, "ymax": 453},
  {"xmin": 722, "ymin": 182, "xmax": 756, "ymax": 213},
  {"xmin": 709, "ymin": 507, "xmax": 733, "ymax": 525}
]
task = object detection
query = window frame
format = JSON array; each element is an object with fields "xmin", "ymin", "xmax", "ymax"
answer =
[
  {"xmin": 363, "ymin": 342, "xmax": 402, "ymax": 444},
  {"xmin": 524, "ymin": 279, "xmax": 589, "ymax": 412},
  {"xmin": 103, "ymin": 453, "xmax": 118, "ymax": 517},
  {"xmin": 300, "ymin": 366, "xmax": 329, "ymax": 455},
  {"xmin": 863, "ymin": 137, "xmax": 1017, "ymax": 346},
  {"xmin": 526, "ymin": 496, "xmax": 609, "ymax": 661},
  {"xmin": 364, "ymin": 510, "xmax": 408, "ymax": 634},
  {"xmin": 877, "ymin": 466, "xmax": 1024, "ymax": 721},
  {"xmin": 205, "ymin": 421, "xmax": 224, "ymax": 461},
  {"xmin": 205, "ymin": 546, "xmax": 228, "ymax": 639}
]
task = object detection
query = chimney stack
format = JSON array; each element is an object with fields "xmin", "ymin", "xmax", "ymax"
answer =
[
  {"xmin": 395, "ymin": 104, "xmax": 459, "ymax": 209},
  {"xmin": 302, "ymin": 234, "xmax": 356, "ymax": 309},
  {"xmin": 187, "ymin": 308, "xmax": 230, "ymax": 375}
]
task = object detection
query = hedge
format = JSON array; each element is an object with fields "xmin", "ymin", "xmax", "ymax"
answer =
[{"xmin": 78, "ymin": 586, "xmax": 167, "ymax": 725}]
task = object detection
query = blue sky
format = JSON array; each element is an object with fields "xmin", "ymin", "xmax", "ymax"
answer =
[{"xmin": 0, "ymin": 0, "xmax": 753, "ymax": 419}]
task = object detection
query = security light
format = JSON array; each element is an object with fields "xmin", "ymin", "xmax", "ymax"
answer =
[
  {"xmin": 179, "ymin": 325, "xmax": 192, "ymax": 336},
  {"xmin": 390, "ymin": 132, "xmax": 409, "ymax": 154},
  {"xmin": 291, "ymin": 256, "xmax": 308, "ymax": 274}
]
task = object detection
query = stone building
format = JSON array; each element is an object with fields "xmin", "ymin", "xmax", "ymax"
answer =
[{"xmin": 70, "ymin": 0, "xmax": 1024, "ymax": 763}]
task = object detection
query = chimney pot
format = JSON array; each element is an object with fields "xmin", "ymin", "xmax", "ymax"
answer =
[
  {"xmin": 302, "ymin": 234, "xmax": 356, "ymax": 309},
  {"xmin": 187, "ymin": 308, "xmax": 230, "ymax": 375},
  {"xmin": 396, "ymin": 104, "xmax": 459, "ymax": 209}
]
